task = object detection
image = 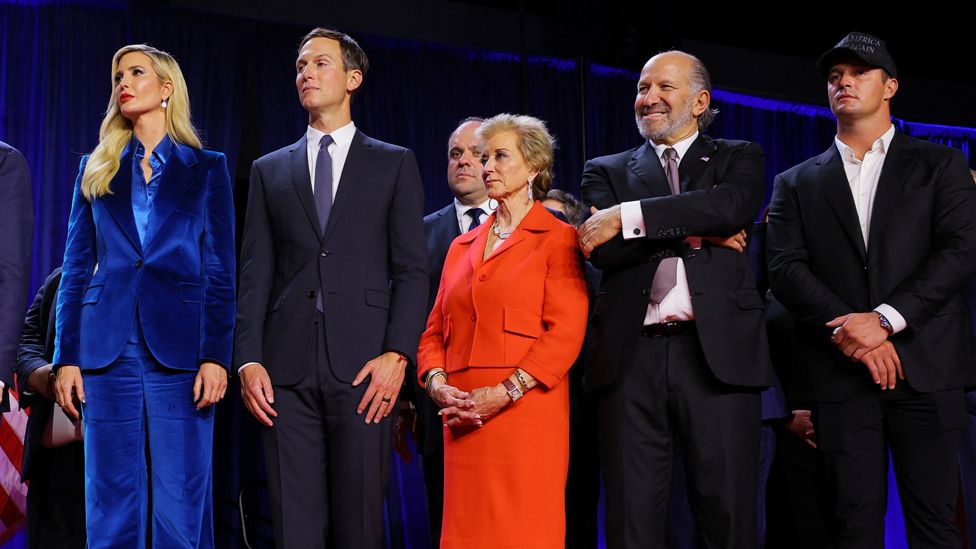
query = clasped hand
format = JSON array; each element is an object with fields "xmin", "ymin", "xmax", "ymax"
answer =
[
  {"xmin": 431, "ymin": 382, "xmax": 510, "ymax": 428},
  {"xmin": 827, "ymin": 312, "xmax": 903, "ymax": 390}
]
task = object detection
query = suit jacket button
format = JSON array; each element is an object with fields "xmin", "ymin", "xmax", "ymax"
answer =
[
  {"xmin": 307, "ymin": 290, "xmax": 317, "ymax": 299},
  {"xmin": 320, "ymin": 250, "xmax": 329, "ymax": 257},
  {"xmin": 134, "ymin": 260, "xmax": 143, "ymax": 269},
  {"xmin": 641, "ymin": 289, "xmax": 650, "ymax": 296},
  {"xmin": 471, "ymin": 314, "xmax": 477, "ymax": 321},
  {"xmin": 478, "ymin": 274, "xmax": 487, "ymax": 281}
]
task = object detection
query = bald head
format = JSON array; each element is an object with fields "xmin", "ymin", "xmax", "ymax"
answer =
[{"xmin": 446, "ymin": 119, "xmax": 487, "ymax": 205}]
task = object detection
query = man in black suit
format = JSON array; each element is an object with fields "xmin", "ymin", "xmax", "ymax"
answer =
[
  {"xmin": 235, "ymin": 28, "xmax": 428, "ymax": 548},
  {"xmin": 578, "ymin": 50, "xmax": 770, "ymax": 548},
  {"xmin": 1, "ymin": 141, "xmax": 33, "ymax": 410},
  {"xmin": 16, "ymin": 268, "xmax": 86, "ymax": 548},
  {"xmin": 404, "ymin": 116, "xmax": 489, "ymax": 547},
  {"xmin": 767, "ymin": 32, "xmax": 976, "ymax": 547}
]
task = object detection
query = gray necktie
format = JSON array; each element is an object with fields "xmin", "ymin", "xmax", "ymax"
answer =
[
  {"xmin": 465, "ymin": 207, "xmax": 485, "ymax": 232},
  {"xmin": 650, "ymin": 147, "xmax": 680, "ymax": 304},
  {"xmin": 314, "ymin": 134, "xmax": 335, "ymax": 237}
]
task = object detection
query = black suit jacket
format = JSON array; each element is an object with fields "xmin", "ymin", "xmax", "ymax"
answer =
[
  {"xmin": 14, "ymin": 268, "xmax": 61, "ymax": 482},
  {"xmin": 423, "ymin": 203, "xmax": 460, "ymax": 314},
  {"xmin": 767, "ymin": 132, "xmax": 976, "ymax": 402},
  {"xmin": 401, "ymin": 202, "xmax": 460, "ymax": 456},
  {"xmin": 0, "ymin": 141, "xmax": 33, "ymax": 392},
  {"xmin": 236, "ymin": 130, "xmax": 428, "ymax": 385},
  {"xmin": 581, "ymin": 135, "xmax": 772, "ymax": 390}
]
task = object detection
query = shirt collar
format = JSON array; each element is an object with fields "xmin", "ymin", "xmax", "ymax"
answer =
[
  {"xmin": 307, "ymin": 121, "xmax": 356, "ymax": 150},
  {"xmin": 834, "ymin": 125, "xmax": 895, "ymax": 161},
  {"xmin": 454, "ymin": 197, "xmax": 494, "ymax": 216},
  {"xmin": 127, "ymin": 134, "xmax": 174, "ymax": 163},
  {"xmin": 650, "ymin": 131, "xmax": 699, "ymax": 163}
]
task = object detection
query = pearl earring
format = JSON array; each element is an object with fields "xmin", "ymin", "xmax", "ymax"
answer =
[{"xmin": 161, "ymin": 99, "xmax": 168, "ymax": 109}]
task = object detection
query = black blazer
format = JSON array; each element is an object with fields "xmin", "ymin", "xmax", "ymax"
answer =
[
  {"xmin": 423, "ymin": 203, "xmax": 461, "ymax": 314},
  {"xmin": 235, "ymin": 131, "xmax": 428, "ymax": 385},
  {"xmin": 14, "ymin": 268, "xmax": 62, "ymax": 482},
  {"xmin": 401, "ymin": 202, "xmax": 460, "ymax": 457},
  {"xmin": 0, "ymin": 141, "xmax": 33, "ymax": 390},
  {"xmin": 581, "ymin": 134, "xmax": 772, "ymax": 390},
  {"xmin": 767, "ymin": 132, "xmax": 976, "ymax": 402}
]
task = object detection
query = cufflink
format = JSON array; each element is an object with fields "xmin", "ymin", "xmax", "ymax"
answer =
[{"xmin": 633, "ymin": 228, "xmax": 641, "ymax": 235}]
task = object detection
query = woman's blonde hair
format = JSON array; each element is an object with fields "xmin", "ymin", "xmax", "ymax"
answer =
[
  {"xmin": 81, "ymin": 44, "xmax": 201, "ymax": 199},
  {"xmin": 477, "ymin": 113, "xmax": 555, "ymax": 201}
]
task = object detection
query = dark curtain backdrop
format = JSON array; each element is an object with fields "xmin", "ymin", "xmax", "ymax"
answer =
[{"xmin": 2, "ymin": 2, "xmax": 976, "ymax": 548}]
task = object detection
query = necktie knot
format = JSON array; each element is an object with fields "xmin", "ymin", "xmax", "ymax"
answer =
[
  {"xmin": 465, "ymin": 207, "xmax": 485, "ymax": 231},
  {"xmin": 320, "ymin": 134, "xmax": 334, "ymax": 150},
  {"xmin": 663, "ymin": 147, "xmax": 678, "ymax": 161}
]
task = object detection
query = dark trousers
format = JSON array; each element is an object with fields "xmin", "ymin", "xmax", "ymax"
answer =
[
  {"xmin": 566, "ymin": 369, "xmax": 600, "ymax": 549},
  {"xmin": 815, "ymin": 385, "xmax": 967, "ymax": 548},
  {"xmin": 765, "ymin": 425, "xmax": 831, "ymax": 549},
  {"xmin": 25, "ymin": 441, "xmax": 86, "ymax": 549},
  {"xmin": 420, "ymin": 445, "xmax": 443, "ymax": 548},
  {"xmin": 262, "ymin": 314, "xmax": 393, "ymax": 549},
  {"xmin": 596, "ymin": 329, "xmax": 761, "ymax": 549}
]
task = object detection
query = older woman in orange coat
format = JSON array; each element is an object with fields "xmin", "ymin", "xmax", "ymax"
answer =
[{"xmin": 418, "ymin": 113, "xmax": 589, "ymax": 548}]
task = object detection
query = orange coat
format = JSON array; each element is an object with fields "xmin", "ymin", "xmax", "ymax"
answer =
[
  {"xmin": 418, "ymin": 201, "xmax": 589, "ymax": 388},
  {"xmin": 417, "ymin": 201, "xmax": 589, "ymax": 548}
]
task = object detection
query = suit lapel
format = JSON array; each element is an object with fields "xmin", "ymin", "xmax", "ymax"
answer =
[
  {"xmin": 287, "ymin": 135, "xmax": 322, "ymax": 241},
  {"xmin": 144, "ymin": 143, "xmax": 196, "ymax": 248},
  {"xmin": 626, "ymin": 142, "xmax": 671, "ymax": 198},
  {"xmin": 868, "ymin": 132, "xmax": 916, "ymax": 253},
  {"xmin": 679, "ymin": 135, "xmax": 717, "ymax": 192},
  {"xmin": 818, "ymin": 146, "xmax": 867, "ymax": 260},
  {"xmin": 434, "ymin": 205, "xmax": 461, "ymax": 249},
  {"xmin": 323, "ymin": 130, "xmax": 370, "ymax": 244},
  {"xmin": 101, "ymin": 147, "xmax": 143, "ymax": 253}
]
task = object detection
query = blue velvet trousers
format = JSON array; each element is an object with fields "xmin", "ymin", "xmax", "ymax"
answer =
[{"xmin": 81, "ymin": 322, "xmax": 214, "ymax": 549}]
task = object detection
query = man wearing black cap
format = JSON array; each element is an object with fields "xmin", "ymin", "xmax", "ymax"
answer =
[{"xmin": 767, "ymin": 32, "xmax": 976, "ymax": 546}]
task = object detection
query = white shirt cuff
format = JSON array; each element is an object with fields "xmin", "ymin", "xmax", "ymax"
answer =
[
  {"xmin": 238, "ymin": 362, "xmax": 260, "ymax": 374},
  {"xmin": 874, "ymin": 304, "xmax": 907, "ymax": 335},
  {"xmin": 620, "ymin": 201, "xmax": 646, "ymax": 240}
]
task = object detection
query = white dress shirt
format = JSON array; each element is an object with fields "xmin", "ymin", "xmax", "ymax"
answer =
[
  {"xmin": 454, "ymin": 198, "xmax": 494, "ymax": 234},
  {"xmin": 619, "ymin": 132, "xmax": 699, "ymax": 325},
  {"xmin": 239, "ymin": 122, "xmax": 358, "ymax": 374},
  {"xmin": 834, "ymin": 125, "xmax": 906, "ymax": 334},
  {"xmin": 306, "ymin": 121, "xmax": 357, "ymax": 201}
]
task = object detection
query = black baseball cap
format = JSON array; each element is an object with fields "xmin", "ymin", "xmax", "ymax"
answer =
[{"xmin": 816, "ymin": 32, "xmax": 897, "ymax": 79}]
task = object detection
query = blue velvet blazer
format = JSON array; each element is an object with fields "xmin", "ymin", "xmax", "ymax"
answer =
[{"xmin": 54, "ymin": 141, "xmax": 236, "ymax": 372}]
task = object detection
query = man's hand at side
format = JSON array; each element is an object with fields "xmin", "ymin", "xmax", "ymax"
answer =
[
  {"xmin": 240, "ymin": 363, "xmax": 277, "ymax": 426},
  {"xmin": 353, "ymin": 351, "xmax": 406, "ymax": 424}
]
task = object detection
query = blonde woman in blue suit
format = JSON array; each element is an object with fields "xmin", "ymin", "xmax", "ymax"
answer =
[{"xmin": 53, "ymin": 44, "xmax": 235, "ymax": 549}]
